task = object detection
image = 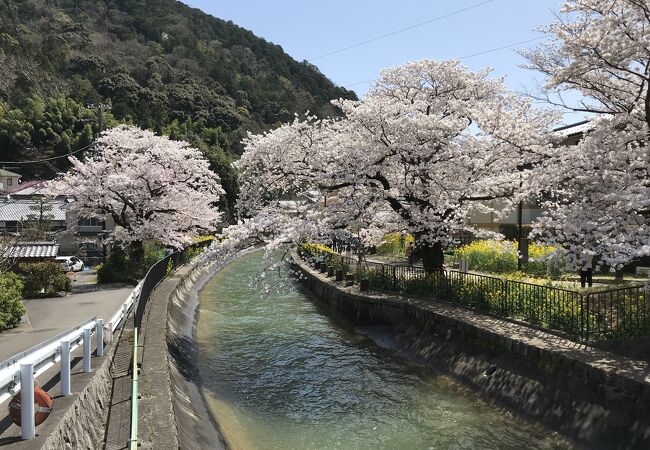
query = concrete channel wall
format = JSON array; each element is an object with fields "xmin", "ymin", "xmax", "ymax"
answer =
[
  {"xmin": 137, "ymin": 247, "xmax": 258, "ymax": 450},
  {"xmin": 292, "ymin": 251, "xmax": 650, "ymax": 450}
]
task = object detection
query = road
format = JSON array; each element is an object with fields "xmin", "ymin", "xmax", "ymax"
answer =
[{"xmin": 0, "ymin": 271, "xmax": 133, "ymax": 362}]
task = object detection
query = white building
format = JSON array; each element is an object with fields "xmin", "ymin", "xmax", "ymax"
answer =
[{"xmin": 0, "ymin": 168, "xmax": 21, "ymax": 193}]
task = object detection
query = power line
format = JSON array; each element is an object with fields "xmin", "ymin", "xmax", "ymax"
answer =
[
  {"xmin": 457, "ymin": 35, "xmax": 544, "ymax": 59},
  {"xmin": 343, "ymin": 35, "xmax": 546, "ymax": 89},
  {"xmin": 0, "ymin": 102, "xmax": 64, "ymax": 173},
  {"xmin": 0, "ymin": 141, "xmax": 95, "ymax": 165},
  {"xmin": 0, "ymin": 101, "xmax": 104, "ymax": 165},
  {"xmin": 309, "ymin": 0, "xmax": 497, "ymax": 62}
]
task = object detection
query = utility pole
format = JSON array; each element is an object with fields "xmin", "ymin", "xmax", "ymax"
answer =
[
  {"xmin": 517, "ymin": 200, "xmax": 524, "ymax": 271},
  {"xmin": 516, "ymin": 156, "xmax": 528, "ymax": 271},
  {"xmin": 86, "ymin": 103, "xmax": 111, "ymax": 136}
]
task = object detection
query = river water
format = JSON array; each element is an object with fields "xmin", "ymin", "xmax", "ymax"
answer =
[{"xmin": 196, "ymin": 251, "xmax": 572, "ymax": 450}]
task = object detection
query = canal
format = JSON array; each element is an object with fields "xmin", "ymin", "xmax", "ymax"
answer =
[{"xmin": 196, "ymin": 251, "xmax": 572, "ymax": 449}]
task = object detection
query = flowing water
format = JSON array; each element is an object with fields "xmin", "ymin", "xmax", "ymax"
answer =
[{"xmin": 196, "ymin": 251, "xmax": 573, "ymax": 450}]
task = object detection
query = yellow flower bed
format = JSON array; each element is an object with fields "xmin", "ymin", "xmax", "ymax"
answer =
[{"xmin": 455, "ymin": 240, "xmax": 563, "ymax": 278}]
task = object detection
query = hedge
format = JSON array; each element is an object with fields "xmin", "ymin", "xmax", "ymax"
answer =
[
  {"xmin": 0, "ymin": 272, "xmax": 25, "ymax": 330},
  {"xmin": 20, "ymin": 261, "xmax": 71, "ymax": 297}
]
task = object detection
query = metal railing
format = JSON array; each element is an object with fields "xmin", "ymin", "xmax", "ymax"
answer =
[
  {"xmin": 0, "ymin": 317, "xmax": 105, "ymax": 439},
  {"xmin": 132, "ymin": 239, "xmax": 211, "ymax": 333},
  {"xmin": 0, "ymin": 269, "xmax": 143, "ymax": 440},
  {"xmin": 133, "ymin": 252, "xmax": 180, "ymax": 333},
  {"xmin": 301, "ymin": 247, "xmax": 650, "ymax": 341},
  {"xmin": 0, "ymin": 241, "xmax": 211, "ymax": 441},
  {"xmin": 129, "ymin": 328, "xmax": 139, "ymax": 450}
]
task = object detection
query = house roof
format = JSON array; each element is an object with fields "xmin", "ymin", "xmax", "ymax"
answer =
[
  {"xmin": 11, "ymin": 181, "xmax": 56, "ymax": 197},
  {"xmin": 5, "ymin": 242, "xmax": 59, "ymax": 258},
  {"xmin": 0, "ymin": 169, "xmax": 22, "ymax": 177},
  {"xmin": 0, "ymin": 200, "xmax": 67, "ymax": 221},
  {"xmin": 0, "ymin": 169, "xmax": 21, "ymax": 177},
  {"xmin": 554, "ymin": 120, "xmax": 593, "ymax": 138}
]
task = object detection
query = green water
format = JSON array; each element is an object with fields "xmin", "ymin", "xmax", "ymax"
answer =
[{"xmin": 196, "ymin": 251, "xmax": 572, "ymax": 450}]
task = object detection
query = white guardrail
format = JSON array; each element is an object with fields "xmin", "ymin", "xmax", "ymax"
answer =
[{"xmin": 0, "ymin": 279, "xmax": 144, "ymax": 440}]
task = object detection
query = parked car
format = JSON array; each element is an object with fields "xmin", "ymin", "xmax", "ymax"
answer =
[{"xmin": 55, "ymin": 256, "xmax": 84, "ymax": 272}]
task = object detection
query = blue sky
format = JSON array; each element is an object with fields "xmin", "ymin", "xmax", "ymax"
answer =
[{"xmin": 182, "ymin": 0, "xmax": 582, "ymax": 122}]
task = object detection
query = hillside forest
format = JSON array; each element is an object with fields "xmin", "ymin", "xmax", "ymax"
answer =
[{"xmin": 0, "ymin": 0, "xmax": 357, "ymax": 218}]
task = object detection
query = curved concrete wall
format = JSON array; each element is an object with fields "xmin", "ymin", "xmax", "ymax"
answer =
[{"xmin": 161, "ymin": 248, "xmax": 258, "ymax": 450}]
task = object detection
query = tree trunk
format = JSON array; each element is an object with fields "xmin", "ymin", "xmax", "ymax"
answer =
[
  {"xmin": 419, "ymin": 241, "xmax": 445, "ymax": 273},
  {"xmin": 129, "ymin": 240, "xmax": 145, "ymax": 274}
]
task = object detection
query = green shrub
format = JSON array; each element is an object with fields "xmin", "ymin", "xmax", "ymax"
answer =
[
  {"xmin": 97, "ymin": 247, "xmax": 138, "ymax": 283},
  {"xmin": 99, "ymin": 241, "xmax": 171, "ymax": 283},
  {"xmin": 19, "ymin": 261, "xmax": 71, "ymax": 297},
  {"xmin": 0, "ymin": 272, "xmax": 25, "ymax": 330},
  {"xmin": 181, "ymin": 245, "xmax": 204, "ymax": 264},
  {"xmin": 143, "ymin": 240, "xmax": 166, "ymax": 268}
]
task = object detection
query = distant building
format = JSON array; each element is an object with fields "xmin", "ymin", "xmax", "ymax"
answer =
[
  {"xmin": 9, "ymin": 180, "xmax": 59, "ymax": 199},
  {"xmin": 0, "ymin": 168, "xmax": 21, "ymax": 193},
  {"xmin": 0, "ymin": 198, "xmax": 67, "ymax": 233},
  {"xmin": 0, "ymin": 174, "xmax": 114, "ymax": 260},
  {"xmin": 466, "ymin": 120, "xmax": 592, "ymax": 236},
  {"xmin": 553, "ymin": 120, "xmax": 592, "ymax": 146}
]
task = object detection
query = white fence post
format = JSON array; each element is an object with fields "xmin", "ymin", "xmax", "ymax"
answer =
[
  {"xmin": 20, "ymin": 363, "xmax": 35, "ymax": 440},
  {"xmin": 60, "ymin": 340, "xmax": 71, "ymax": 396},
  {"xmin": 83, "ymin": 328, "xmax": 92, "ymax": 373},
  {"xmin": 96, "ymin": 319, "xmax": 104, "ymax": 357}
]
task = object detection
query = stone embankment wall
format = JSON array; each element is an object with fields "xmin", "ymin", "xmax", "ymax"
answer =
[
  {"xmin": 293, "ymin": 252, "xmax": 650, "ymax": 450},
  {"xmin": 40, "ymin": 352, "xmax": 113, "ymax": 450}
]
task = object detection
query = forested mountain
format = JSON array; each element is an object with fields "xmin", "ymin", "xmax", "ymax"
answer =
[{"xmin": 0, "ymin": 0, "xmax": 357, "ymax": 216}]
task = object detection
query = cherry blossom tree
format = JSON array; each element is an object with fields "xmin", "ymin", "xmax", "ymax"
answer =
[
  {"xmin": 236, "ymin": 60, "xmax": 556, "ymax": 272},
  {"xmin": 520, "ymin": 0, "xmax": 650, "ymax": 271},
  {"xmin": 51, "ymin": 125, "xmax": 224, "ymax": 260}
]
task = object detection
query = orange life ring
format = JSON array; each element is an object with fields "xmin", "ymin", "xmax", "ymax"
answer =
[{"xmin": 8, "ymin": 385, "xmax": 53, "ymax": 427}]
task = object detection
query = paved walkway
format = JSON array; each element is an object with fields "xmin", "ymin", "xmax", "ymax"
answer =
[{"xmin": 0, "ymin": 272, "xmax": 133, "ymax": 362}]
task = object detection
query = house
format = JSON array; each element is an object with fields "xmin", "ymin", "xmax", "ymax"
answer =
[
  {"xmin": 277, "ymin": 189, "xmax": 320, "ymax": 212},
  {"xmin": 553, "ymin": 120, "xmax": 592, "ymax": 146},
  {"xmin": 0, "ymin": 198, "xmax": 67, "ymax": 233},
  {"xmin": 0, "ymin": 176, "xmax": 114, "ymax": 261},
  {"xmin": 0, "ymin": 168, "xmax": 21, "ymax": 193}
]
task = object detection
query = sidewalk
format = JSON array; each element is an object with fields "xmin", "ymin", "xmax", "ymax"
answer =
[{"xmin": 0, "ymin": 272, "xmax": 133, "ymax": 362}]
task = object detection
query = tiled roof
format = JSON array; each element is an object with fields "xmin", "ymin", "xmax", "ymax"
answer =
[
  {"xmin": 0, "ymin": 200, "xmax": 67, "ymax": 221},
  {"xmin": 554, "ymin": 120, "xmax": 593, "ymax": 137},
  {"xmin": 0, "ymin": 169, "xmax": 21, "ymax": 177},
  {"xmin": 5, "ymin": 242, "xmax": 59, "ymax": 258}
]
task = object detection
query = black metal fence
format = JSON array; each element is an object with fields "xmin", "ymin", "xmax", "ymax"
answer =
[
  {"xmin": 301, "ymin": 247, "xmax": 650, "ymax": 341},
  {"xmin": 133, "ymin": 241, "xmax": 210, "ymax": 333}
]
